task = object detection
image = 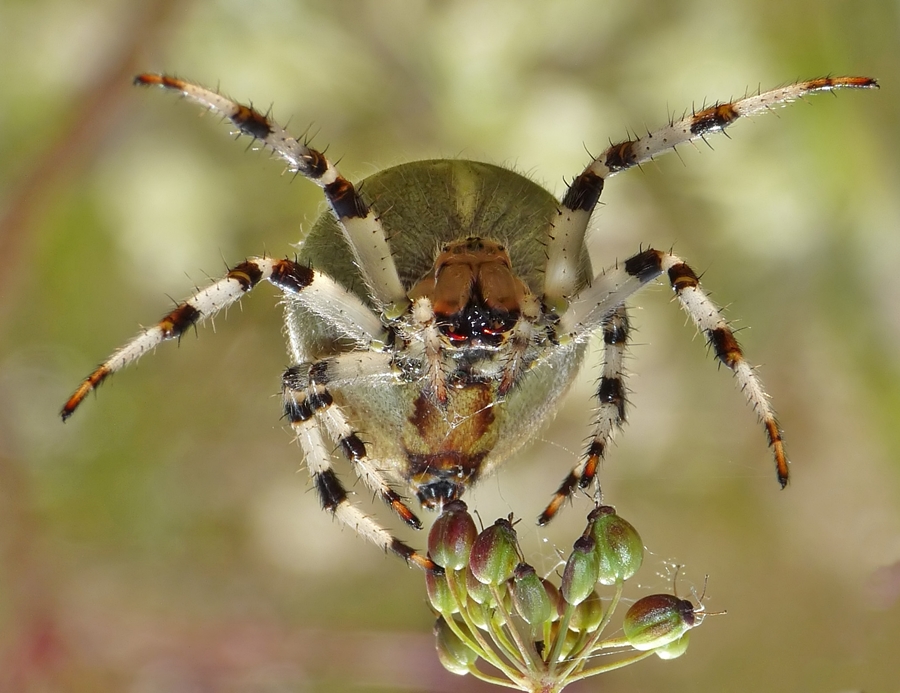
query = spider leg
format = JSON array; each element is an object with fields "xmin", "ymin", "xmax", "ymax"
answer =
[
  {"xmin": 282, "ymin": 364, "xmax": 433, "ymax": 571},
  {"xmin": 409, "ymin": 296, "xmax": 449, "ymax": 403},
  {"xmin": 134, "ymin": 74, "xmax": 409, "ymax": 314},
  {"xmin": 661, "ymin": 251, "xmax": 788, "ymax": 486},
  {"xmin": 61, "ymin": 257, "xmax": 383, "ymax": 419},
  {"xmin": 543, "ymin": 76, "xmax": 879, "ymax": 305},
  {"xmin": 499, "ymin": 294, "xmax": 541, "ymax": 396},
  {"xmin": 284, "ymin": 357, "xmax": 423, "ymax": 530},
  {"xmin": 540, "ymin": 247, "xmax": 787, "ymax": 524},
  {"xmin": 539, "ymin": 305, "xmax": 629, "ymax": 525}
]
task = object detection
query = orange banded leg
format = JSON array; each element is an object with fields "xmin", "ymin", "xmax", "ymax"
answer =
[
  {"xmin": 539, "ymin": 305, "xmax": 629, "ymax": 525},
  {"xmin": 281, "ymin": 365, "xmax": 432, "ymax": 571},
  {"xmin": 543, "ymin": 76, "xmax": 879, "ymax": 305},
  {"xmin": 282, "ymin": 361, "xmax": 422, "ymax": 530},
  {"xmin": 659, "ymin": 252, "xmax": 789, "ymax": 486},
  {"xmin": 625, "ymin": 248, "xmax": 788, "ymax": 486},
  {"xmin": 61, "ymin": 257, "xmax": 382, "ymax": 420},
  {"xmin": 542, "ymin": 247, "xmax": 788, "ymax": 525},
  {"xmin": 135, "ymin": 73, "xmax": 409, "ymax": 312}
]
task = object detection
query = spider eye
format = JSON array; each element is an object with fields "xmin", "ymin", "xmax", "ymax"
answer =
[{"xmin": 440, "ymin": 304, "xmax": 517, "ymax": 345}]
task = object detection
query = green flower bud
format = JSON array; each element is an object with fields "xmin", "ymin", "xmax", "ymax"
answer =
[
  {"xmin": 426, "ymin": 567, "xmax": 459, "ymax": 614},
  {"xmin": 589, "ymin": 505, "xmax": 644, "ymax": 585},
  {"xmin": 510, "ymin": 563, "xmax": 552, "ymax": 626},
  {"xmin": 467, "ymin": 599, "xmax": 492, "ymax": 631},
  {"xmin": 547, "ymin": 622, "xmax": 581, "ymax": 662},
  {"xmin": 493, "ymin": 587, "xmax": 513, "ymax": 628},
  {"xmin": 541, "ymin": 578, "xmax": 562, "ymax": 622},
  {"xmin": 434, "ymin": 616, "xmax": 478, "ymax": 675},
  {"xmin": 655, "ymin": 631, "xmax": 690, "ymax": 660},
  {"xmin": 469, "ymin": 517, "xmax": 519, "ymax": 585},
  {"xmin": 561, "ymin": 535, "xmax": 599, "ymax": 606},
  {"xmin": 623, "ymin": 594, "xmax": 696, "ymax": 651},
  {"xmin": 428, "ymin": 500, "xmax": 478, "ymax": 570},
  {"xmin": 569, "ymin": 588, "xmax": 603, "ymax": 633},
  {"xmin": 465, "ymin": 566, "xmax": 493, "ymax": 605}
]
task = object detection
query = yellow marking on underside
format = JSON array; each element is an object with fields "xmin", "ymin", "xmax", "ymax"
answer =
[{"xmin": 452, "ymin": 163, "xmax": 480, "ymax": 229}]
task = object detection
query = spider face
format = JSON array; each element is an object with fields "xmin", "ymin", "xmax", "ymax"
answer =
[{"xmin": 62, "ymin": 73, "xmax": 878, "ymax": 571}]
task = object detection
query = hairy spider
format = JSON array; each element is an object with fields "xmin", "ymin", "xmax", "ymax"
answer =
[{"xmin": 62, "ymin": 74, "xmax": 877, "ymax": 570}]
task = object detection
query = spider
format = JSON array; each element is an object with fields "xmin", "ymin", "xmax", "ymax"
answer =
[{"xmin": 62, "ymin": 73, "xmax": 877, "ymax": 571}]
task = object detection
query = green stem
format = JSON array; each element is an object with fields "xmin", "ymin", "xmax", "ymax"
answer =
[
  {"xmin": 485, "ymin": 606, "xmax": 530, "ymax": 675},
  {"xmin": 445, "ymin": 570, "xmax": 524, "ymax": 683},
  {"xmin": 547, "ymin": 601, "xmax": 575, "ymax": 672},
  {"xmin": 565, "ymin": 648, "xmax": 656, "ymax": 682},
  {"xmin": 467, "ymin": 664, "xmax": 527, "ymax": 690},
  {"xmin": 491, "ymin": 584, "xmax": 542, "ymax": 672},
  {"xmin": 559, "ymin": 580, "xmax": 624, "ymax": 679}
]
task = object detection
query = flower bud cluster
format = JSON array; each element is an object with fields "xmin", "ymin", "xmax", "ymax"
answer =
[{"xmin": 426, "ymin": 501, "xmax": 708, "ymax": 690}]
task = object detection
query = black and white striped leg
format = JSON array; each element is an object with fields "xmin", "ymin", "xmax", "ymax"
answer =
[
  {"xmin": 282, "ymin": 364, "xmax": 434, "ymax": 571},
  {"xmin": 661, "ymin": 252, "xmax": 789, "ymax": 486},
  {"xmin": 557, "ymin": 253, "xmax": 660, "ymax": 340},
  {"xmin": 283, "ymin": 364, "xmax": 435, "ymax": 570},
  {"xmin": 135, "ymin": 74, "xmax": 409, "ymax": 314},
  {"xmin": 539, "ymin": 305, "xmax": 629, "ymax": 525},
  {"xmin": 543, "ymin": 247, "xmax": 788, "ymax": 523},
  {"xmin": 62, "ymin": 257, "xmax": 382, "ymax": 419},
  {"xmin": 543, "ymin": 76, "xmax": 879, "ymax": 305},
  {"xmin": 285, "ymin": 359, "xmax": 423, "ymax": 529}
]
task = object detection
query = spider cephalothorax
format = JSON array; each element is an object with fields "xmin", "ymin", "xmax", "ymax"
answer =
[{"xmin": 62, "ymin": 73, "xmax": 878, "ymax": 570}]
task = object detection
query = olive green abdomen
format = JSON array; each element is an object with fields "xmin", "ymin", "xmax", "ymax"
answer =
[{"xmin": 298, "ymin": 159, "xmax": 590, "ymax": 299}]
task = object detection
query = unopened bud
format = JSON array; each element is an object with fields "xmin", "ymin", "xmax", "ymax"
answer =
[
  {"xmin": 541, "ymin": 578, "xmax": 563, "ymax": 622},
  {"xmin": 589, "ymin": 505, "xmax": 644, "ymax": 585},
  {"xmin": 623, "ymin": 594, "xmax": 696, "ymax": 651},
  {"xmin": 569, "ymin": 588, "xmax": 603, "ymax": 632},
  {"xmin": 426, "ymin": 568, "xmax": 458, "ymax": 614},
  {"xmin": 510, "ymin": 563, "xmax": 552, "ymax": 626},
  {"xmin": 655, "ymin": 632, "xmax": 691, "ymax": 660},
  {"xmin": 428, "ymin": 500, "xmax": 478, "ymax": 570},
  {"xmin": 465, "ymin": 566, "xmax": 493, "ymax": 605},
  {"xmin": 467, "ymin": 599, "xmax": 492, "ymax": 631},
  {"xmin": 561, "ymin": 535, "xmax": 599, "ymax": 605},
  {"xmin": 469, "ymin": 517, "xmax": 519, "ymax": 585},
  {"xmin": 434, "ymin": 616, "xmax": 478, "ymax": 675}
]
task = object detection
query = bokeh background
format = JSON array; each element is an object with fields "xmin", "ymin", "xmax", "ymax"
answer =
[{"xmin": 1, "ymin": 0, "xmax": 898, "ymax": 691}]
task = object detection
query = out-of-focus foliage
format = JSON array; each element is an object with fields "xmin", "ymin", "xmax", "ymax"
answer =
[{"xmin": 1, "ymin": 1, "xmax": 897, "ymax": 691}]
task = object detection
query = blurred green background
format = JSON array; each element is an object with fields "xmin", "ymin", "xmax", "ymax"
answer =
[{"xmin": 1, "ymin": 0, "xmax": 898, "ymax": 691}]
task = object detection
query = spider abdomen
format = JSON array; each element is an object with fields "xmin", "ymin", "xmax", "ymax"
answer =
[
  {"xmin": 287, "ymin": 160, "xmax": 593, "ymax": 506},
  {"xmin": 294, "ymin": 160, "xmax": 591, "ymax": 313}
]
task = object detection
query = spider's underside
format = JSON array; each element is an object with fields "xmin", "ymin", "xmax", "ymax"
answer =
[{"xmin": 62, "ymin": 73, "xmax": 878, "ymax": 571}]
